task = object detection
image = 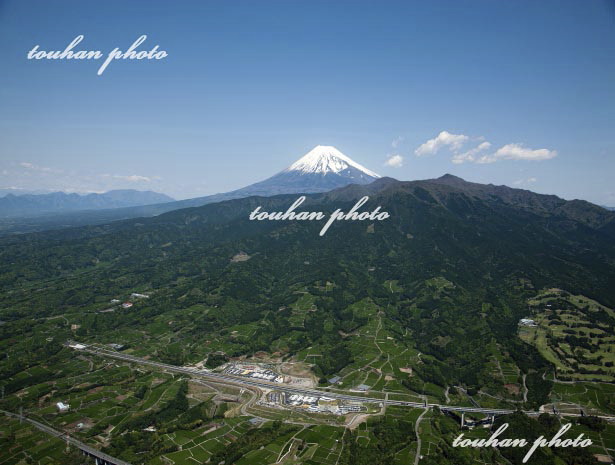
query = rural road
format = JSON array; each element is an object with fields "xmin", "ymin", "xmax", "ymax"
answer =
[{"xmin": 414, "ymin": 407, "xmax": 429, "ymax": 465}]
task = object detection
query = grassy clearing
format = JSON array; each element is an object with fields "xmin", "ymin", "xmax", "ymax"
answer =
[{"xmin": 520, "ymin": 290, "xmax": 615, "ymax": 382}]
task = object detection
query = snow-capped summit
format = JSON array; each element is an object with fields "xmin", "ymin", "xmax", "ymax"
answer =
[
  {"xmin": 286, "ymin": 145, "xmax": 380, "ymax": 179},
  {"xmin": 227, "ymin": 145, "xmax": 379, "ymax": 196}
]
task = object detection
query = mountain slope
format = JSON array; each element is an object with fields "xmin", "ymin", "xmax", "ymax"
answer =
[{"xmin": 0, "ymin": 190, "xmax": 174, "ymax": 218}]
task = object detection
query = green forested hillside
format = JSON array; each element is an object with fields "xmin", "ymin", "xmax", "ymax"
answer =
[{"xmin": 1, "ymin": 176, "xmax": 614, "ymax": 464}]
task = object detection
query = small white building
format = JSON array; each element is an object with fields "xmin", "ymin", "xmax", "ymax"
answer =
[
  {"xmin": 56, "ymin": 402, "xmax": 70, "ymax": 412},
  {"xmin": 519, "ymin": 318, "xmax": 537, "ymax": 327},
  {"xmin": 68, "ymin": 343, "xmax": 86, "ymax": 350}
]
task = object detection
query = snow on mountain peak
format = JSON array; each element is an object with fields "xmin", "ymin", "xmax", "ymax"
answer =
[{"xmin": 286, "ymin": 145, "xmax": 380, "ymax": 178}]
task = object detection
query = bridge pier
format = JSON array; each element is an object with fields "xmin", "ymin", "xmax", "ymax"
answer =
[{"xmin": 461, "ymin": 413, "xmax": 465, "ymax": 427}]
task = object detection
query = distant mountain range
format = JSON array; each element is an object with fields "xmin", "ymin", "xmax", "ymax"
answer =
[{"xmin": 0, "ymin": 190, "xmax": 174, "ymax": 218}]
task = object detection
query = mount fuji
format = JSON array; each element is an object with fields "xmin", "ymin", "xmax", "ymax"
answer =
[{"xmin": 227, "ymin": 145, "xmax": 380, "ymax": 197}]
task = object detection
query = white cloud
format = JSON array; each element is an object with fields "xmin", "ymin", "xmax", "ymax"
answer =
[
  {"xmin": 415, "ymin": 131, "xmax": 557, "ymax": 165},
  {"xmin": 451, "ymin": 141, "xmax": 492, "ymax": 164},
  {"xmin": 493, "ymin": 143, "xmax": 557, "ymax": 161},
  {"xmin": 415, "ymin": 131, "xmax": 469, "ymax": 156},
  {"xmin": 391, "ymin": 136, "xmax": 404, "ymax": 149},
  {"xmin": 474, "ymin": 144, "xmax": 557, "ymax": 164},
  {"xmin": 102, "ymin": 174, "xmax": 153, "ymax": 182},
  {"xmin": 385, "ymin": 154, "xmax": 404, "ymax": 168}
]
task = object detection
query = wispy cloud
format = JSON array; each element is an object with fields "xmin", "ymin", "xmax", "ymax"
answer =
[
  {"xmin": 384, "ymin": 154, "xmax": 404, "ymax": 168},
  {"xmin": 513, "ymin": 177, "xmax": 538, "ymax": 186},
  {"xmin": 20, "ymin": 162, "xmax": 63, "ymax": 173},
  {"xmin": 3, "ymin": 162, "xmax": 164, "ymax": 194},
  {"xmin": 101, "ymin": 174, "xmax": 154, "ymax": 182},
  {"xmin": 415, "ymin": 131, "xmax": 469, "ymax": 156},
  {"xmin": 115, "ymin": 174, "xmax": 152, "ymax": 182},
  {"xmin": 391, "ymin": 136, "xmax": 404, "ymax": 149}
]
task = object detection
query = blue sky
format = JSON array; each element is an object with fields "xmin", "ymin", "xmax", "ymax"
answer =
[{"xmin": 0, "ymin": 0, "xmax": 614, "ymax": 204}]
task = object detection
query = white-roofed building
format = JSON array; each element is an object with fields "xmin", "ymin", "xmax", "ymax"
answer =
[{"xmin": 56, "ymin": 402, "xmax": 70, "ymax": 412}]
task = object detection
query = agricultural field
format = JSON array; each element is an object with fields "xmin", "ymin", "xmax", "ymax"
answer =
[
  {"xmin": 288, "ymin": 293, "xmax": 317, "ymax": 329},
  {"xmin": 150, "ymin": 416, "xmax": 258, "ymax": 465},
  {"xmin": 551, "ymin": 382, "xmax": 615, "ymax": 415},
  {"xmin": 0, "ymin": 416, "xmax": 84, "ymax": 465},
  {"xmin": 296, "ymin": 298, "xmax": 430, "ymax": 398}
]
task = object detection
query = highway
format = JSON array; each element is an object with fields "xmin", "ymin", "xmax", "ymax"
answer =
[
  {"xmin": 1, "ymin": 409, "xmax": 132, "ymax": 465},
  {"xmin": 71, "ymin": 343, "xmax": 529, "ymax": 417},
  {"xmin": 70, "ymin": 342, "xmax": 615, "ymax": 421}
]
